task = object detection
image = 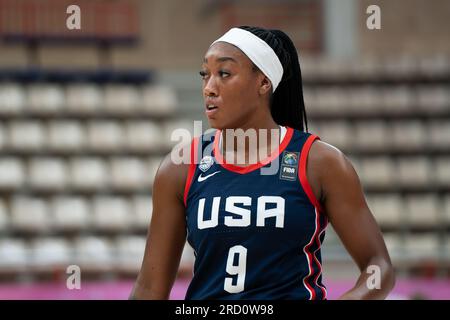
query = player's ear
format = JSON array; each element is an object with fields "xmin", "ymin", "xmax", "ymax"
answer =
[{"xmin": 258, "ymin": 75, "xmax": 272, "ymax": 95}]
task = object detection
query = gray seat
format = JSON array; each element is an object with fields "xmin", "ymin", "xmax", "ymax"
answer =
[{"xmin": 48, "ymin": 121, "xmax": 86, "ymax": 151}]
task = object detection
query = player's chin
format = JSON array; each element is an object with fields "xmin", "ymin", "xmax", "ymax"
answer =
[{"xmin": 206, "ymin": 117, "xmax": 225, "ymax": 130}]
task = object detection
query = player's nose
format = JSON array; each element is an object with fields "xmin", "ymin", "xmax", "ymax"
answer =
[{"xmin": 203, "ymin": 76, "xmax": 218, "ymax": 97}]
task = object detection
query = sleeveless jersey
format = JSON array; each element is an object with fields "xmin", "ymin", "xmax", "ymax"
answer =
[{"xmin": 183, "ymin": 127, "xmax": 328, "ymax": 300}]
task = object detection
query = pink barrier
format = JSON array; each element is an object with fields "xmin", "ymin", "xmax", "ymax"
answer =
[{"xmin": 0, "ymin": 278, "xmax": 448, "ymax": 300}]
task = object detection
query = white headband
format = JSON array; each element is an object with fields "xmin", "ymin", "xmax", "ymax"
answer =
[{"xmin": 210, "ymin": 28, "xmax": 283, "ymax": 92}]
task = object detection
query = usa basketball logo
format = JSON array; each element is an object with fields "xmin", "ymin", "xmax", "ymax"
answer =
[{"xmin": 199, "ymin": 156, "xmax": 214, "ymax": 172}]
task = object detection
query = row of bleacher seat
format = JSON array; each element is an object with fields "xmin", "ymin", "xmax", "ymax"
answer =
[
  {"xmin": 312, "ymin": 120, "xmax": 450, "ymax": 150},
  {"xmin": 0, "ymin": 156, "xmax": 447, "ymax": 190},
  {"xmin": 0, "ymin": 120, "xmax": 177, "ymax": 151},
  {"xmin": 304, "ymin": 86, "xmax": 450, "ymax": 113},
  {"xmin": 367, "ymin": 194, "xmax": 450, "ymax": 227},
  {"xmin": 0, "ymin": 84, "xmax": 177, "ymax": 115},
  {"xmin": 0, "ymin": 120, "xmax": 448, "ymax": 151},
  {"xmin": 0, "ymin": 157, "xmax": 162, "ymax": 190},
  {"xmin": 0, "ymin": 236, "xmax": 194, "ymax": 273},
  {"xmin": 300, "ymin": 56, "xmax": 450, "ymax": 78},
  {"xmin": 0, "ymin": 196, "xmax": 153, "ymax": 232},
  {"xmin": 2, "ymin": 232, "xmax": 449, "ymax": 274},
  {"xmin": 351, "ymin": 156, "xmax": 450, "ymax": 187},
  {"xmin": 0, "ymin": 83, "xmax": 448, "ymax": 115},
  {"xmin": 0, "ymin": 193, "xmax": 449, "ymax": 233},
  {"xmin": 323, "ymin": 231, "xmax": 450, "ymax": 262},
  {"xmin": 0, "ymin": 120, "xmax": 195, "ymax": 150}
]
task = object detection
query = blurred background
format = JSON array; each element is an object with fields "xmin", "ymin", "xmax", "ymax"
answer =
[{"xmin": 0, "ymin": 0, "xmax": 449, "ymax": 299}]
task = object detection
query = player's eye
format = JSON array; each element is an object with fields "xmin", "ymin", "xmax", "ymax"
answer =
[
  {"xmin": 199, "ymin": 70, "xmax": 208, "ymax": 79},
  {"xmin": 218, "ymin": 70, "xmax": 230, "ymax": 78}
]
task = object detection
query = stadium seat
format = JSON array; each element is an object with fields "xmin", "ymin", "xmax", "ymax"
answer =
[
  {"xmin": 314, "ymin": 86, "xmax": 348, "ymax": 113},
  {"xmin": 391, "ymin": 121, "xmax": 427, "ymax": 150},
  {"xmin": 115, "ymin": 236, "xmax": 146, "ymax": 271},
  {"xmin": 92, "ymin": 196, "xmax": 131, "ymax": 231},
  {"xmin": 347, "ymin": 86, "xmax": 381, "ymax": 113},
  {"xmin": 404, "ymin": 194, "xmax": 440, "ymax": 227},
  {"xmin": 8, "ymin": 121, "xmax": 47, "ymax": 151},
  {"xmin": 366, "ymin": 194, "xmax": 402, "ymax": 226},
  {"xmin": 404, "ymin": 234, "xmax": 440, "ymax": 260},
  {"xmin": 360, "ymin": 157, "xmax": 396, "ymax": 187},
  {"xmin": 0, "ymin": 239, "xmax": 28, "ymax": 270},
  {"xmin": 104, "ymin": 84, "xmax": 140, "ymax": 114},
  {"xmin": 70, "ymin": 157, "xmax": 109, "ymax": 190},
  {"xmin": 110, "ymin": 157, "xmax": 149, "ymax": 190},
  {"xmin": 417, "ymin": 86, "xmax": 450, "ymax": 112},
  {"xmin": 0, "ymin": 83, "xmax": 25, "ymax": 114},
  {"xmin": 87, "ymin": 121, "xmax": 125, "ymax": 151},
  {"xmin": 397, "ymin": 157, "xmax": 431, "ymax": 187},
  {"xmin": 317, "ymin": 121, "xmax": 354, "ymax": 150},
  {"xmin": 27, "ymin": 84, "xmax": 65, "ymax": 114},
  {"xmin": 125, "ymin": 121, "xmax": 163, "ymax": 152},
  {"xmin": 51, "ymin": 197, "xmax": 91, "ymax": 231},
  {"xmin": 29, "ymin": 157, "xmax": 68, "ymax": 190},
  {"xmin": 141, "ymin": 85, "xmax": 177, "ymax": 115},
  {"xmin": 48, "ymin": 121, "xmax": 86, "ymax": 151},
  {"xmin": 10, "ymin": 197, "xmax": 50, "ymax": 233},
  {"xmin": 0, "ymin": 158, "xmax": 25, "ymax": 189},
  {"xmin": 30, "ymin": 238, "xmax": 72, "ymax": 268},
  {"xmin": 381, "ymin": 86, "xmax": 414, "ymax": 113},
  {"xmin": 132, "ymin": 195, "xmax": 153, "ymax": 229},
  {"xmin": 428, "ymin": 121, "xmax": 450, "ymax": 149},
  {"xmin": 73, "ymin": 236, "xmax": 114, "ymax": 269},
  {"xmin": 66, "ymin": 84, "xmax": 103, "ymax": 114},
  {"xmin": 354, "ymin": 121, "xmax": 390, "ymax": 150},
  {"xmin": 435, "ymin": 157, "xmax": 450, "ymax": 186}
]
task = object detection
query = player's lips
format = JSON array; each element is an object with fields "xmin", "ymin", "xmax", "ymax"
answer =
[{"xmin": 205, "ymin": 102, "xmax": 219, "ymax": 117}]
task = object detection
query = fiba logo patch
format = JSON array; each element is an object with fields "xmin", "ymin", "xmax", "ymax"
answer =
[
  {"xmin": 280, "ymin": 151, "xmax": 299, "ymax": 181},
  {"xmin": 199, "ymin": 156, "xmax": 214, "ymax": 172},
  {"xmin": 283, "ymin": 152, "xmax": 298, "ymax": 166}
]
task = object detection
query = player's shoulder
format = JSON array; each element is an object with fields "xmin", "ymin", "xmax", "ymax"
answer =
[
  {"xmin": 156, "ymin": 130, "xmax": 216, "ymax": 181},
  {"xmin": 308, "ymin": 138, "xmax": 357, "ymax": 179},
  {"xmin": 309, "ymin": 139, "xmax": 344, "ymax": 160},
  {"xmin": 153, "ymin": 140, "xmax": 193, "ymax": 193}
]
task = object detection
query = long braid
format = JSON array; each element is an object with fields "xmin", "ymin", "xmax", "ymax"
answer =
[{"xmin": 238, "ymin": 26, "xmax": 308, "ymax": 132}]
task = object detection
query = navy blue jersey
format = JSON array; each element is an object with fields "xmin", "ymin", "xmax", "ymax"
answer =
[{"xmin": 183, "ymin": 127, "xmax": 328, "ymax": 300}]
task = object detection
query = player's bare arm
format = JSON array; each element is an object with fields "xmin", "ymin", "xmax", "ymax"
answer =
[
  {"xmin": 129, "ymin": 145, "xmax": 189, "ymax": 300},
  {"xmin": 307, "ymin": 140, "xmax": 396, "ymax": 299}
]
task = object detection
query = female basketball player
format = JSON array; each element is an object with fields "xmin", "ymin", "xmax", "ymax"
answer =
[{"xmin": 130, "ymin": 26, "xmax": 395, "ymax": 300}]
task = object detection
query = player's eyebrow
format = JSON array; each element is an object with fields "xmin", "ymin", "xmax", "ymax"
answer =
[{"xmin": 203, "ymin": 56, "xmax": 237, "ymax": 64}]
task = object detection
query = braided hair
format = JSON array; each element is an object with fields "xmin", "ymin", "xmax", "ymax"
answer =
[{"xmin": 238, "ymin": 26, "xmax": 308, "ymax": 132}]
